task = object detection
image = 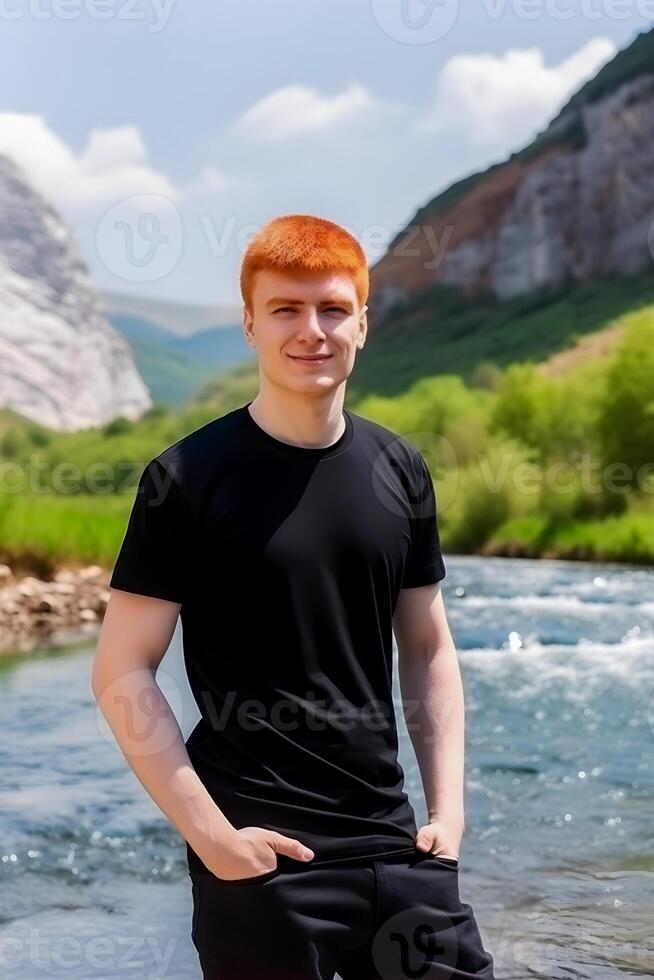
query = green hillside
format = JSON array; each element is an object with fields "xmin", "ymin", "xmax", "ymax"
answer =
[
  {"xmin": 110, "ymin": 314, "xmax": 254, "ymax": 408},
  {"xmin": 347, "ymin": 271, "xmax": 654, "ymax": 401}
]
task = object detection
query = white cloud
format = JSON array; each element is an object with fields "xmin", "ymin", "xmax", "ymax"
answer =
[
  {"xmin": 420, "ymin": 38, "xmax": 617, "ymax": 150},
  {"xmin": 0, "ymin": 113, "xmax": 234, "ymax": 212},
  {"xmin": 79, "ymin": 126, "xmax": 147, "ymax": 174},
  {"xmin": 235, "ymin": 82, "xmax": 373, "ymax": 141},
  {"xmin": 179, "ymin": 163, "xmax": 239, "ymax": 199}
]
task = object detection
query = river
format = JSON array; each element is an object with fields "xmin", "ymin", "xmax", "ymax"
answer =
[{"xmin": 1, "ymin": 555, "xmax": 652, "ymax": 978}]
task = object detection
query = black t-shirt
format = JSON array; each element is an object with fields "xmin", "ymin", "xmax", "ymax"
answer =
[{"xmin": 109, "ymin": 400, "xmax": 446, "ymax": 872}]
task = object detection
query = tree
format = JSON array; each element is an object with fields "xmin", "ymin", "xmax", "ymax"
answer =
[{"xmin": 597, "ymin": 310, "xmax": 654, "ymax": 488}]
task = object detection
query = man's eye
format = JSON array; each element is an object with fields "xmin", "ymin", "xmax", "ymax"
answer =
[{"xmin": 273, "ymin": 306, "xmax": 346, "ymax": 314}]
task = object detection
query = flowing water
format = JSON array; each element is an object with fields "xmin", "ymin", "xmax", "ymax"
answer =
[{"xmin": 1, "ymin": 555, "xmax": 652, "ymax": 978}]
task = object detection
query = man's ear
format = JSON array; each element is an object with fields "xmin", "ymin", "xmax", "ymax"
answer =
[
  {"xmin": 243, "ymin": 304, "xmax": 254, "ymax": 346},
  {"xmin": 358, "ymin": 304, "xmax": 368, "ymax": 349}
]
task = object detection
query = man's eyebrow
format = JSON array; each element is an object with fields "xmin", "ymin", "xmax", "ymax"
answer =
[{"xmin": 265, "ymin": 296, "xmax": 354, "ymax": 308}]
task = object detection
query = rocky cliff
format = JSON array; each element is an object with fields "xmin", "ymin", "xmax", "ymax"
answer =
[
  {"xmin": 370, "ymin": 29, "xmax": 654, "ymax": 317},
  {"xmin": 0, "ymin": 154, "xmax": 151, "ymax": 431}
]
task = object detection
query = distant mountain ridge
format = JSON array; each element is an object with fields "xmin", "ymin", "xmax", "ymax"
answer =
[
  {"xmin": 110, "ymin": 312, "xmax": 254, "ymax": 407},
  {"xmin": 101, "ymin": 290, "xmax": 242, "ymax": 337}
]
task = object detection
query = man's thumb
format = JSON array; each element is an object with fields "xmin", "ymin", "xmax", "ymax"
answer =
[{"xmin": 270, "ymin": 832, "xmax": 314, "ymax": 862}]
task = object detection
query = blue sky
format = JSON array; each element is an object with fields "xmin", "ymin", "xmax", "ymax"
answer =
[{"xmin": 1, "ymin": 0, "xmax": 652, "ymax": 305}]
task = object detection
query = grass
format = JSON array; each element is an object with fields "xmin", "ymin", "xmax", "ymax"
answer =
[
  {"xmin": 3, "ymin": 488, "xmax": 654, "ymax": 579},
  {"xmin": 0, "ymin": 491, "xmax": 133, "ymax": 576},
  {"xmin": 487, "ymin": 511, "xmax": 654, "ymax": 565}
]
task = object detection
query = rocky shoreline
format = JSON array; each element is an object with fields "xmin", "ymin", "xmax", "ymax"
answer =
[{"xmin": 0, "ymin": 563, "xmax": 111, "ymax": 657}]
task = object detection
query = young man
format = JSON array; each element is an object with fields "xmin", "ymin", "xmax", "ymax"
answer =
[{"xmin": 92, "ymin": 215, "xmax": 495, "ymax": 979}]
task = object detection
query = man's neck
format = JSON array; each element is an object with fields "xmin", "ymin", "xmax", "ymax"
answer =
[{"xmin": 247, "ymin": 391, "xmax": 346, "ymax": 450}]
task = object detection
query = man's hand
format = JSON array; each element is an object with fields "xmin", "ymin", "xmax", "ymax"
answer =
[
  {"xmin": 415, "ymin": 818, "xmax": 463, "ymax": 861},
  {"xmin": 198, "ymin": 826, "xmax": 315, "ymax": 881}
]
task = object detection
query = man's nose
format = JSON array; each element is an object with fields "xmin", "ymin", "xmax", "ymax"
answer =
[{"xmin": 297, "ymin": 309, "xmax": 325, "ymax": 338}]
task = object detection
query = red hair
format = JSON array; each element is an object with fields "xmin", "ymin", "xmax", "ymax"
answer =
[{"xmin": 240, "ymin": 214, "xmax": 369, "ymax": 311}]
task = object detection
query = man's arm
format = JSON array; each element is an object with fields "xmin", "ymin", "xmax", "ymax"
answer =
[
  {"xmin": 90, "ymin": 589, "xmax": 314, "ymax": 879},
  {"xmin": 393, "ymin": 582, "xmax": 465, "ymax": 859}
]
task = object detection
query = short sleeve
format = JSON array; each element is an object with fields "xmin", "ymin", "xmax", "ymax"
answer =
[
  {"xmin": 400, "ymin": 452, "xmax": 446, "ymax": 589},
  {"xmin": 109, "ymin": 458, "xmax": 193, "ymax": 604}
]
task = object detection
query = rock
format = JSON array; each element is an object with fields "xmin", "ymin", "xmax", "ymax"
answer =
[
  {"xmin": 0, "ymin": 563, "xmax": 112, "ymax": 656},
  {"xmin": 32, "ymin": 596, "xmax": 55, "ymax": 613},
  {"xmin": 78, "ymin": 565, "xmax": 105, "ymax": 580},
  {"xmin": 371, "ymin": 65, "xmax": 654, "ymax": 313},
  {"xmin": 51, "ymin": 581, "xmax": 76, "ymax": 595},
  {"xmin": 0, "ymin": 154, "xmax": 152, "ymax": 431}
]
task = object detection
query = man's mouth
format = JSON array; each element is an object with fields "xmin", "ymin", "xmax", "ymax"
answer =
[{"xmin": 288, "ymin": 354, "xmax": 333, "ymax": 361}]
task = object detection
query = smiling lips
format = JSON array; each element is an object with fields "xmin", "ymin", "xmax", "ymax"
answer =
[{"xmin": 288, "ymin": 354, "xmax": 332, "ymax": 362}]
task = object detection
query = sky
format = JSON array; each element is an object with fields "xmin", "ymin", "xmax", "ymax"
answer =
[{"xmin": 1, "ymin": 0, "xmax": 652, "ymax": 306}]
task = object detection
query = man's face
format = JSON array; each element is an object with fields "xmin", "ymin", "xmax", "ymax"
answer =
[{"xmin": 243, "ymin": 268, "xmax": 367, "ymax": 396}]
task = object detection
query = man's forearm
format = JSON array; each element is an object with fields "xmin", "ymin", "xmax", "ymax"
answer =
[
  {"xmin": 398, "ymin": 641, "xmax": 466, "ymax": 828},
  {"xmin": 91, "ymin": 665, "xmax": 235, "ymax": 858}
]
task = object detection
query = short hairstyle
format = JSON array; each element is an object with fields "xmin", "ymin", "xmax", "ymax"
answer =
[{"xmin": 240, "ymin": 214, "xmax": 369, "ymax": 311}]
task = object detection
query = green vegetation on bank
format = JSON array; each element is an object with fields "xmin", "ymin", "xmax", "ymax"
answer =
[
  {"xmin": 2, "ymin": 300, "xmax": 654, "ymax": 575},
  {"xmin": 357, "ymin": 305, "xmax": 654, "ymax": 565}
]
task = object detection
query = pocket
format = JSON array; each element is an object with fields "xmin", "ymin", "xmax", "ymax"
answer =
[
  {"xmin": 429, "ymin": 854, "xmax": 459, "ymax": 871},
  {"xmin": 214, "ymin": 866, "xmax": 281, "ymax": 886}
]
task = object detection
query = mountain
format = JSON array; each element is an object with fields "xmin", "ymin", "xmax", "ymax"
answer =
[
  {"xmin": 357, "ymin": 29, "xmax": 654, "ymax": 396},
  {"xmin": 101, "ymin": 291, "xmax": 241, "ymax": 337},
  {"xmin": 109, "ymin": 312, "xmax": 254, "ymax": 407},
  {"xmin": 0, "ymin": 155, "xmax": 151, "ymax": 431},
  {"xmin": 371, "ymin": 28, "xmax": 654, "ymax": 313}
]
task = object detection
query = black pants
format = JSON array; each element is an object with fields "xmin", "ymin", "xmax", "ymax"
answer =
[{"xmin": 188, "ymin": 848, "xmax": 495, "ymax": 978}]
